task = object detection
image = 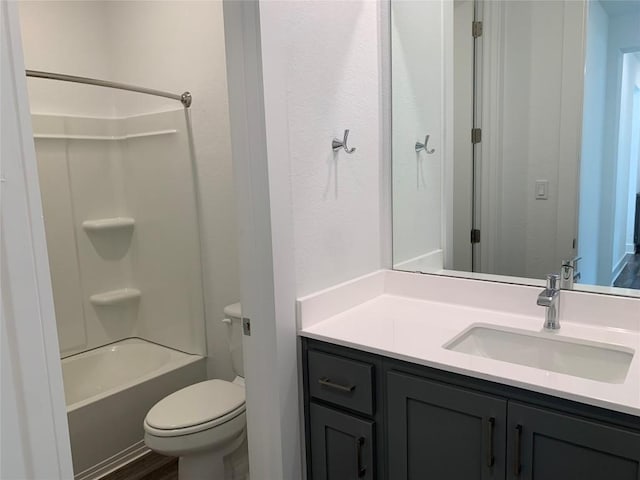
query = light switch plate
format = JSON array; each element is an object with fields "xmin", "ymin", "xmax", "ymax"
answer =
[{"xmin": 535, "ymin": 180, "xmax": 549, "ymax": 200}]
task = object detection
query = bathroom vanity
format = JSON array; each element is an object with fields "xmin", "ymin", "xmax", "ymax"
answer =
[
  {"xmin": 298, "ymin": 270, "xmax": 640, "ymax": 480},
  {"xmin": 302, "ymin": 339, "xmax": 640, "ymax": 480}
]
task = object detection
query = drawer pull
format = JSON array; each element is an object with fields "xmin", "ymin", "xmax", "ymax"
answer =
[
  {"xmin": 318, "ymin": 377, "xmax": 355, "ymax": 393},
  {"xmin": 514, "ymin": 424, "xmax": 523, "ymax": 477},
  {"xmin": 486, "ymin": 417, "xmax": 495, "ymax": 468},
  {"xmin": 356, "ymin": 436, "xmax": 366, "ymax": 478}
]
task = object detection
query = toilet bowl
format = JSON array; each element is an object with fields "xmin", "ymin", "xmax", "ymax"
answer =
[{"xmin": 144, "ymin": 303, "xmax": 247, "ymax": 479}]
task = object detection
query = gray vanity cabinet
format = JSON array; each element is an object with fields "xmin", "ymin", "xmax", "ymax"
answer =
[
  {"xmin": 386, "ymin": 371, "xmax": 507, "ymax": 480},
  {"xmin": 309, "ymin": 403, "xmax": 374, "ymax": 480},
  {"xmin": 506, "ymin": 402, "xmax": 640, "ymax": 479},
  {"xmin": 302, "ymin": 338, "xmax": 640, "ymax": 480},
  {"xmin": 303, "ymin": 341, "xmax": 385, "ymax": 480}
]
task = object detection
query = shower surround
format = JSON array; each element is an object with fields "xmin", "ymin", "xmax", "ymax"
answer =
[{"xmin": 33, "ymin": 108, "xmax": 206, "ymax": 357}]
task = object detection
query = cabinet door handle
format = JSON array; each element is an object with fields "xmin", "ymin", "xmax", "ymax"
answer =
[
  {"xmin": 514, "ymin": 424, "xmax": 523, "ymax": 477},
  {"xmin": 318, "ymin": 377, "xmax": 355, "ymax": 392},
  {"xmin": 356, "ymin": 436, "xmax": 366, "ymax": 478},
  {"xmin": 486, "ymin": 417, "xmax": 495, "ymax": 468}
]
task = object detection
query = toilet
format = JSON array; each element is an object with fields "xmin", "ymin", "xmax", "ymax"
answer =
[{"xmin": 144, "ymin": 303, "xmax": 246, "ymax": 479}]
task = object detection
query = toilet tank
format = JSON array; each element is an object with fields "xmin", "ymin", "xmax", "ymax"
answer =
[{"xmin": 223, "ymin": 303, "xmax": 244, "ymax": 378}]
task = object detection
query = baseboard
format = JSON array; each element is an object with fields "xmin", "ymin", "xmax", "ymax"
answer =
[
  {"xmin": 75, "ymin": 441, "xmax": 150, "ymax": 480},
  {"xmin": 612, "ymin": 253, "xmax": 633, "ymax": 284}
]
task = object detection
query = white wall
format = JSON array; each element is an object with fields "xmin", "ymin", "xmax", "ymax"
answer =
[
  {"xmin": 595, "ymin": 8, "xmax": 640, "ymax": 284},
  {"xmin": 634, "ymin": 86, "xmax": 640, "ymax": 200},
  {"xmin": 18, "ymin": 1, "xmax": 239, "ymax": 378},
  {"xmin": 626, "ymin": 81, "xmax": 640, "ymax": 252},
  {"xmin": 231, "ymin": 2, "xmax": 385, "ymax": 477},
  {"xmin": 273, "ymin": 1, "xmax": 384, "ymax": 296},
  {"xmin": 18, "ymin": 1, "xmax": 116, "ymax": 117},
  {"xmin": 636, "ymin": 62, "xmax": 640, "ymax": 193},
  {"xmin": 614, "ymin": 52, "xmax": 640, "ymax": 268},
  {"xmin": 579, "ymin": 0, "xmax": 609, "ymax": 284},
  {"xmin": 391, "ymin": 0, "xmax": 444, "ymax": 272}
]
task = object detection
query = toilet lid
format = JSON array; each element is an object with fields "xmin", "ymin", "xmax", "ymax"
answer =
[{"xmin": 146, "ymin": 379, "xmax": 245, "ymax": 430}]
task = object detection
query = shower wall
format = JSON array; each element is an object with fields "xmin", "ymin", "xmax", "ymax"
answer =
[
  {"xmin": 19, "ymin": 2, "xmax": 239, "ymax": 374},
  {"xmin": 105, "ymin": 2, "xmax": 241, "ymax": 381},
  {"xmin": 33, "ymin": 110, "xmax": 205, "ymax": 357},
  {"xmin": 33, "ymin": 115, "xmax": 127, "ymax": 354}
]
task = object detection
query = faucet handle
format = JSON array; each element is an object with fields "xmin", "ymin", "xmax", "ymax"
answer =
[
  {"xmin": 562, "ymin": 256, "xmax": 582, "ymax": 268},
  {"xmin": 546, "ymin": 273, "xmax": 560, "ymax": 291}
]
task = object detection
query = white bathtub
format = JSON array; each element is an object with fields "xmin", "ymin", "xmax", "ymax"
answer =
[{"xmin": 62, "ymin": 338, "xmax": 205, "ymax": 480}]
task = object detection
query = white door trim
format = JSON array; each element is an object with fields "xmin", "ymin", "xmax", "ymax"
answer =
[
  {"xmin": 1, "ymin": 2, "xmax": 73, "ymax": 478},
  {"xmin": 222, "ymin": 2, "xmax": 302, "ymax": 478}
]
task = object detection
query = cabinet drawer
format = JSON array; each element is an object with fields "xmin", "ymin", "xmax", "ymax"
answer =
[{"xmin": 308, "ymin": 349, "xmax": 374, "ymax": 415}]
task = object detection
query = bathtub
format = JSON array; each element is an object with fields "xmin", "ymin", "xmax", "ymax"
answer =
[{"xmin": 62, "ymin": 338, "xmax": 206, "ymax": 480}]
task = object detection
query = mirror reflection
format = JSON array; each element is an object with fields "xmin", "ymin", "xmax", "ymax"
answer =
[{"xmin": 391, "ymin": 0, "xmax": 640, "ymax": 295}]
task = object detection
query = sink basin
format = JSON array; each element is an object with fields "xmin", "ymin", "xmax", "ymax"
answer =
[{"xmin": 444, "ymin": 324, "xmax": 634, "ymax": 384}]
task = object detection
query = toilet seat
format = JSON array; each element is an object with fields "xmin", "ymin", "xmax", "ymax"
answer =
[
  {"xmin": 144, "ymin": 410, "xmax": 246, "ymax": 457},
  {"xmin": 144, "ymin": 379, "xmax": 246, "ymax": 437}
]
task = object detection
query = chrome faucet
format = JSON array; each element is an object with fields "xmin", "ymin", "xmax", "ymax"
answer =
[
  {"xmin": 560, "ymin": 256, "xmax": 581, "ymax": 289},
  {"xmin": 537, "ymin": 274, "xmax": 561, "ymax": 330}
]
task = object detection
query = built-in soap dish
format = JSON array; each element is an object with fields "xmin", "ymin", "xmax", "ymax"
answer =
[
  {"xmin": 90, "ymin": 288, "xmax": 141, "ymax": 306},
  {"xmin": 82, "ymin": 217, "xmax": 135, "ymax": 232}
]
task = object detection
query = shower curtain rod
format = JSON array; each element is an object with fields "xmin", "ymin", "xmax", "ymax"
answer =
[{"xmin": 25, "ymin": 69, "xmax": 192, "ymax": 108}]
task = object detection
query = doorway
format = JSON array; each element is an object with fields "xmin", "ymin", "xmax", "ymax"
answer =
[{"xmin": 578, "ymin": 0, "xmax": 640, "ymax": 289}]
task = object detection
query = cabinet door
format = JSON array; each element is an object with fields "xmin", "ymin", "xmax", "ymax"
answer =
[
  {"xmin": 309, "ymin": 402, "xmax": 375, "ymax": 480},
  {"xmin": 507, "ymin": 402, "xmax": 640, "ymax": 479},
  {"xmin": 387, "ymin": 371, "xmax": 507, "ymax": 480}
]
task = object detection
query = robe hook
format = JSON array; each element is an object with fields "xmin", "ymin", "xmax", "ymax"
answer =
[
  {"xmin": 415, "ymin": 134, "xmax": 435, "ymax": 154},
  {"xmin": 332, "ymin": 129, "xmax": 356, "ymax": 154}
]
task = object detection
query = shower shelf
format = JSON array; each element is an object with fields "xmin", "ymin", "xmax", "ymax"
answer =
[
  {"xmin": 90, "ymin": 288, "xmax": 141, "ymax": 306},
  {"xmin": 82, "ymin": 217, "xmax": 135, "ymax": 232},
  {"xmin": 33, "ymin": 129, "xmax": 177, "ymax": 141}
]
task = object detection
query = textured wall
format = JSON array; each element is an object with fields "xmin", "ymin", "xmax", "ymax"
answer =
[{"xmin": 271, "ymin": 1, "xmax": 383, "ymax": 296}]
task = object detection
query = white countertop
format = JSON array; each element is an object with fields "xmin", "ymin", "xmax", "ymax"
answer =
[{"xmin": 297, "ymin": 270, "xmax": 640, "ymax": 417}]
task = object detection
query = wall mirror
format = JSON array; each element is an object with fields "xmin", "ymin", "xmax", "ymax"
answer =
[{"xmin": 391, "ymin": 0, "xmax": 640, "ymax": 297}]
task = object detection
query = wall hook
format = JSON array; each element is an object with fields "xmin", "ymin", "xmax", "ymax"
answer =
[
  {"xmin": 332, "ymin": 129, "xmax": 356, "ymax": 154},
  {"xmin": 415, "ymin": 135, "xmax": 435, "ymax": 154}
]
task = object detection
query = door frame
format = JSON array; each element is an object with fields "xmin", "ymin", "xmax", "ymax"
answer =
[
  {"xmin": 1, "ymin": 2, "xmax": 73, "ymax": 477},
  {"xmin": 222, "ymin": 1, "xmax": 302, "ymax": 478}
]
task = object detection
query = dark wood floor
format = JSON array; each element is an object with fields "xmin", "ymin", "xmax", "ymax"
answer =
[
  {"xmin": 613, "ymin": 254, "xmax": 640, "ymax": 290},
  {"xmin": 102, "ymin": 452, "xmax": 177, "ymax": 480}
]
